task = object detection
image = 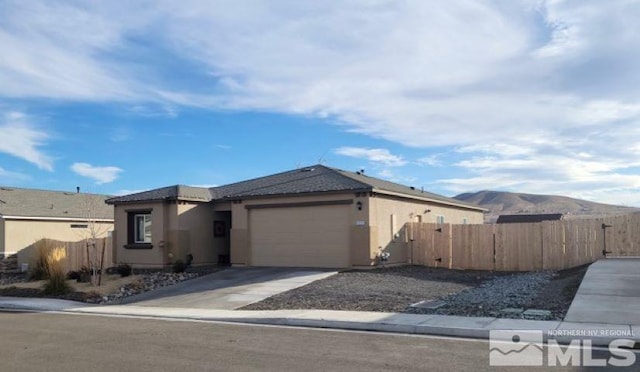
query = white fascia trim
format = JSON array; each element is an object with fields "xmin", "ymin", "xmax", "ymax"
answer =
[{"xmin": 0, "ymin": 215, "xmax": 114, "ymax": 222}]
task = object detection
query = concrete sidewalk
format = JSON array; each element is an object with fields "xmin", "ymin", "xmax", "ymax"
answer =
[
  {"xmin": 565, "ymin": 258, "xmax": 640, "ymax": 324},
  {"xmin": 1, "ymin": 297, "xmax": 637, "ymax": 347}
]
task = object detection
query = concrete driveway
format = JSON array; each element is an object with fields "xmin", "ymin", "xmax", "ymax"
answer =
[
  {"xmin": 116, "ymin": 267, "xmax": 337, "ymax": 310},
  {"xmin": 565, "ymin": 258, "xmax": 640, "ymax": 324}
]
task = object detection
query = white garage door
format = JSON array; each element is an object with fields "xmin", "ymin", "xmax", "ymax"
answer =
[{"xmin": 249, "ymin": 205, "xmax": 350, "ymax": 268}]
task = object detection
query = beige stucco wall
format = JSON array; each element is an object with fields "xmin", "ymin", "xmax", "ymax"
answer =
[
  {"xmin": 114, "ymin": 201, "xmax": 219, "ymax": 268},
  {"xmin": 176, "ymin": 202, "xmax": 216, "ymax": 265},
  {"xmin": 368, "ymin": 194, "xmax": 484, "ymax": 265},
  {"xmin": 113, "ymin": 202, "xmax": 167, "ymax": 268},
  {"xmin": 2, "ymin": 218, "xmax": 113, "ymax": 266},
  {"xmin": 110, "ymin": 191, "xmax": 482, "ymax": 269},
  {"xmin": 227, "ymin": 192, "xmax": 369, "ymax": 267}
]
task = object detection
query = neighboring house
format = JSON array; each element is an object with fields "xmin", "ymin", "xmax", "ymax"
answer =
[
  {"xmin": 0, "ymin": 186, "xmax": 113, "ymax": 270},
  {"xmin": 106, "ymin": 165, "xmax": 485, "ymax": 269},
  {"xmin": 496, "ymin": 213, "xmax": 564, "ymax": 224}
]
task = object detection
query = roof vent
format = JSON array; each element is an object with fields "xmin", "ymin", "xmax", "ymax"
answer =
[{"xmin": 300, "ymin": 167, "xmax": 315, "ymax": 172}]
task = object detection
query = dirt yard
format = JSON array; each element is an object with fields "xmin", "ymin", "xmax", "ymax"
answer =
[{"xmin": 241, "ymin": 264, "xmax": 589, "ymax": 320}]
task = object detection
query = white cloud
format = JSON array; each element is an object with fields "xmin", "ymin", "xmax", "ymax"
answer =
[
  {"xmin": 334, "ymin": 147, "xmax": 407, "ymax": 167},
  {"xmin": 0, "ymin": 111, "xmax": 53, "ymax": 171},
  {"xmin": 436, "ymin": 137, "xmax": 640, "ymax": 205},
  {"xmin": 2, "ymin": 1, "xmax": 640, "ymax": 204},
  {"xmin": 189, "ymin": 183, "xmax": 218, "ymax": 188},
  {"xmin": 418, "ymin": 154, "xmax": 444, "ymax": 167},
  {"xmin": 377, "ymin": 169, "xmax": 417, "ymax": 185},
  {"xmin": 112, "ymin": 189, "xmax": 146, "ymax": 196},
  {"xmin": 71, "ymin": 162, "xmax": 123, "ymax": 184}
]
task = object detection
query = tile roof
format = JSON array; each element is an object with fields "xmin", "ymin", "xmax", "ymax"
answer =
[
  {"xmin": 106, "ymin": 165, "xmax": 484, "ymax": 211},
  {"xmin": 0, "ymin": 186, "xmax": 113, "ymax": 219},
  {"xmin": 105, "ymin": 185, "xmax": 212, "ymax": 204},
  {"xmin": 210, "ymin": 165, "xmax": 369, "ymax": 199}
]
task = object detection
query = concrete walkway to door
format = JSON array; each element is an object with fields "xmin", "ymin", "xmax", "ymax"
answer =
[
  {"xmin": 115, "ymin": 267, "xmax": 337, "ymax": 310},
  {"xmin": 565, "ymin": 258, "xmax": 640, "ymax": 324}
]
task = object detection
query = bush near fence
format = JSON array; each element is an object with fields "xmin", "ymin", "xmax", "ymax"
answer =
[{"xmin": 405, "ymin": 213, "xmax": 640, "ymax": 271}]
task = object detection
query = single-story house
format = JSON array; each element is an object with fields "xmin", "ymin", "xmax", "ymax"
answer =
[
  {"xmin": 0, "ymin": 186, "xmax": 113, "ymax": 271},
  {"xmin": 106, "ymin": 165, "xmax": 485, "ymax": 269},
  {"xmin": 496, "ymin": 213, "xmax": 564, "ymax": 224}
]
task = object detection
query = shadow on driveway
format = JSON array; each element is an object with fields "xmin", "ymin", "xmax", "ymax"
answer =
[{"xmin": 113, "ymin": 267, "xmax": 337, "ymax": 310}]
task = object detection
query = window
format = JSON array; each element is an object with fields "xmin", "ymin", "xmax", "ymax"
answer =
[
  {"xmin": 70, "ymin": 224, "xmax": 88, "ymax": 228},
  {"xmin": 134, "ymin": 214, "xmax": 152, "ymax": 243},
  {"xmin": 436, "ymin": 215, "xmax": 445, "ymax": 224},
  {"xmin": 126, "ymin": 210, "xmax": 152, "ymax": 248},
  {"xmin": 463, "ymin": 217, "xmax": 468, "ymax": 225}
]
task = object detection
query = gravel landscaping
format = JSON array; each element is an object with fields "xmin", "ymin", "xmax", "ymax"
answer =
[
  {"xmin": 241, "ymin": 264, "xmax": 589, "ymax": 320},
  {"xmin": 0, "ymin": 267, "xmax": 220, "ymax": 304}
]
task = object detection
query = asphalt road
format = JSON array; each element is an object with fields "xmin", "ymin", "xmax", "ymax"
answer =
[{"xmin": 0, "ymin": 311, "xmax": 633, "ymax": 371}]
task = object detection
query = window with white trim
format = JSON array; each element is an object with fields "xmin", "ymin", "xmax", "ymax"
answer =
[
  {"xmin": 436, "ymin": 215, "xmax": 445, "ymax": 224},
  {"xmin": 125, "ymin": 209, "xmax": 153, "ymax": 249},
  {"xmin": 134, "ymin": 214, "xmax": 152, "ymax": 243}
]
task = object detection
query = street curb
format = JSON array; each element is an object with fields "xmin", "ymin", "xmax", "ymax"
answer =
[{"xmin": 1, "ymin": 299, "xmax": 637, "ymax": 347}]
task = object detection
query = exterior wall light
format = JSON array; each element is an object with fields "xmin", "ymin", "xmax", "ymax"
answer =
[{"xmin": 356, "ymin": 201, "xmax": 363, "ymax": 210}]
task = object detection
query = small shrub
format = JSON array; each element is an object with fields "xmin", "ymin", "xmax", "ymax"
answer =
[
  {"xmin": 173, "ymin": 259, "xmax": 187, "ymax": 273},
  {"xmin": 42, "ymin": 246, "xmax": 70, "ymax": 295},
  {"xmin": 66, "ymin": 271, "xmax": 80, "ymax": 280},
  {"xmin": 117, "ymin": 263, "xmax": 132, "ymax": 277}
]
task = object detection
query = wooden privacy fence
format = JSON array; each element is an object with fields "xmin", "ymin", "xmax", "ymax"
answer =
[
  {"xmin": 29, "ymin": 237, "xmax": 113, "ymax": 272},
  {"xmin": 405, "ymin": 213, "xmax": 640, "ymax": 271}
]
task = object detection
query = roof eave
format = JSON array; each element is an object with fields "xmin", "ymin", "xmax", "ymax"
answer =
[
  {"xmin": 106, "ymin": 196, "xmax": 211, "ymax": 205},
  {"xmin": 372, "ymin": 188, "xmax": 488, "ymax": 212}
]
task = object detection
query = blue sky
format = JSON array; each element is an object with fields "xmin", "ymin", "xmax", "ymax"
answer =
[{"xmin": 1, "ymin": 1, "xmax": 640, "ymax": 205}]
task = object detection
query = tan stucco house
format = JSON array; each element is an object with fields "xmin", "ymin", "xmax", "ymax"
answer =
[
  {"xmin": 106, "ymin": 165, "xmax": 485, "ymax": 269},
  {"xmin": 0, "ymin": 186, "xmax": 113, "ymax": 271}
]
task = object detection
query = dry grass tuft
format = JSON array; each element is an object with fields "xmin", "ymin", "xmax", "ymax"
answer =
[{"xmin": 42, "ymin": 245, "xmax": 70, "ymax": 295}]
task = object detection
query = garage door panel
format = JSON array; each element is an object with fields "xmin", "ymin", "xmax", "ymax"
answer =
[{"xmin": 249, "ymin": 205, "xmax": 350, "ymax": 268}]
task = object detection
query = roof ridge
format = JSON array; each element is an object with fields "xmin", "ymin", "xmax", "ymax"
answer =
[
  {"xmin": 319, "ymin": 165, "xmax": 372, "ymax": 189},
  {"xmin": 209, "ymin": 165, "xmax": 323, "ymax": 192},
  {"xmin": 212, "ymin": 164, "xmax": 360, "ymax": 199},
  {"xmin": 0, "ymin": 185, "xmax": 111, "ymax": 197}
]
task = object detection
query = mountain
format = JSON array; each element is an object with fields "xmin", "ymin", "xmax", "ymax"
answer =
[{"xmin": 454, "ymin": 190, "xmax": 639, "ymax": 223}]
